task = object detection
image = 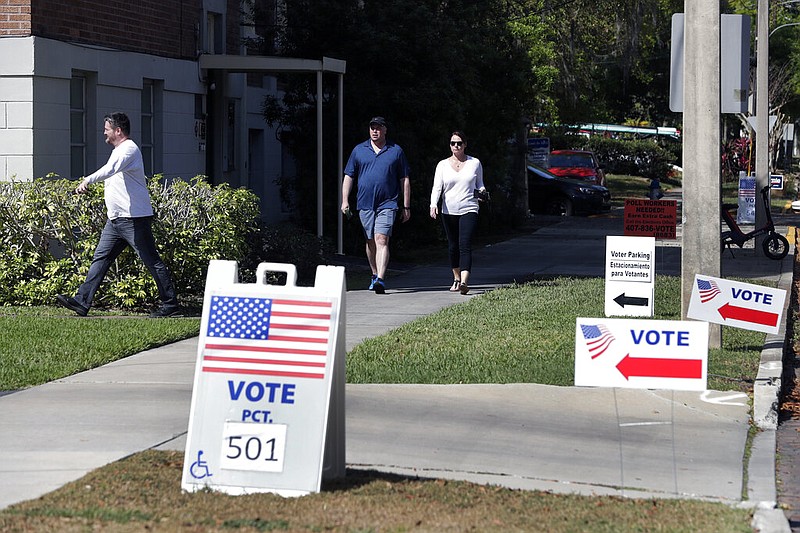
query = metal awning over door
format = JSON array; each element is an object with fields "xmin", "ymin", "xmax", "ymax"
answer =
[{"xmin": 199, "ymin": 55, "xmax": 347, "ymax": 251}]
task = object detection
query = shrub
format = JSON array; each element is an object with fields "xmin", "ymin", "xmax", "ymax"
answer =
[
  {"xmin": 0, "ymin": 178, "xmax": 102, "ymax": 305},
  {"xmin": 585, "ymin": 137, "xmax": 675, "ymax": 180},
  {"xmin": 240, "ymin": 222, "xmax": 330, "ymax": 287},
  {"xmin": 150, "ymin": 177, "xmax": 261, "ymax": 302},
  {"xmin": 721, "ymin": 137, "xmax": 751, "ymax": 182},
  {"xmin": 0, "ymin": 176, "xmax": 262, "ymax": 310},
  {"xmin": 540, "ymin": 128, "xmax": 677, "ymax": 180}
]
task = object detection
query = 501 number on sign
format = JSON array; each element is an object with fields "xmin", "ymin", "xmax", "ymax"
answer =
[{"xmin": 220, "ymin": 422, "xmax": 287, "ymax": 473}]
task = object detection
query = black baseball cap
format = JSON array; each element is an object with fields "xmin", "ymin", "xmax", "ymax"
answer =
[{"xmin": 369, "ymin": 116, "xmax": 387, "ymax": 127}]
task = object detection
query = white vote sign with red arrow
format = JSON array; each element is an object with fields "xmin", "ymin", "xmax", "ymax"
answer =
[
  {"xmin": 575, "ymin": 318, "xmax": 708, "ymax": 391},
  {"xmin": 686, "ymin": 274, "xmax": 786, "ymax": 335}
]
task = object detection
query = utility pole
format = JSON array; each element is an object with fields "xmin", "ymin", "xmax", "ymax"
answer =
[
  {"xmin": 754, "ymin": 0, "xmax": 770, "ymax": 254},
  {"xmin": 681, "ymin": 0, "xmax": 721, "ymax": 348}
]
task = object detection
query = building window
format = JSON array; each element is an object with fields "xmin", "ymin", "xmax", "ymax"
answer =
[
  {"xmin": 280, "ymin": 139, "xmax": 294, "ymax": 214},
  {"xmin": 141, "ymin": 80, "xmax": 154, "ymax": 176},
  {"xmin": 141, "ymin": 79, "xmax": 163, "ymax": 177},
  {"xmin": 244, "ymin": 0, "xmax": 280, "ymax": 55},
  {"xmin": 70, "ymin": 76, "xmax": 86, "ymax": 178},
  {"xmin": 226, "ymin": 99, "xmax": 236, "ymax": 171},
  {"xmin": 207, "ymin": 11, "xmax": 224, "ymax": 53},
  {"xmin": 194, "ymin": 94, "xmax": 207, "ymax": 141}
]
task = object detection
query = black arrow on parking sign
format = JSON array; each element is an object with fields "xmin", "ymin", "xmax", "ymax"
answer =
[{"xmin": 613, "ymin": 293, "xmax": 649, "ymax": 308}]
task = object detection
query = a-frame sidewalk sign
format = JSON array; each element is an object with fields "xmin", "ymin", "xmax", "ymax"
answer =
[{"xmin": 181, "ymin": 261, "xmax": 346, "ymax": 497}]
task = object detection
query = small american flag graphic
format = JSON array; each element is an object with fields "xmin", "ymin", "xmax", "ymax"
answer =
[
  {"xmin": 697, "ymin": 278, "xmax": 721, "ymax": 303},
  {"xmin": 739, "ymin": 178, "xmax": 756, "ymax": 198},
  {"xmin": 580, "ymin": 324, "xmax": 615, "ymax": 359},
  {"xmin": 202, "ymin": 295, "xmax": 332, "ymax": 380}
]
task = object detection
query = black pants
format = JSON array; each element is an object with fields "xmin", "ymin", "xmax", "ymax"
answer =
[
  {"xmin": 441, "ymin": 212, "xmax": 478, "ymax": 272},
  {"xmin": 76, "ymin": 216, "xmax": 178, "ymax": 308}
]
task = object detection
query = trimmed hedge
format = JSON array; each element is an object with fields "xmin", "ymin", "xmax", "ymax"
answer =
[
  {"xmin": 584, "ymin": 136, "xmax": 675, "ymax": 180},
  {"xmin": 0, "ymin": 176, "xmax": 262, "ymax": 309}
]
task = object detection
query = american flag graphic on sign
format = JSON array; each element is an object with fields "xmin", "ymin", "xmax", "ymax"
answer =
[
  {"xmin": 202, "ymin": 295, "xmax": 332, "ymax": 380},
  {"xmin": 580, "ymin": 324, "xmax": 615, "ymax": 359},
  {"xmin": 739, "ymin": 178, "xmax": 756, "ymax": 198},
  {"xmin": 697, "ymin": 278, "xmax": 721, "ymax": 303}
]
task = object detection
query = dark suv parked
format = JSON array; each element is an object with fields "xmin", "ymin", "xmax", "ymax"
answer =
[{"xmin": 527, "ymin": 165, "xmax": 611, "ymax": 216}]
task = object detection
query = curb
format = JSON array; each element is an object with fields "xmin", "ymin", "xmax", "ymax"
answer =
[
  {"xmin": 749, "ymin": 253, "xmax": 793, "ymax": 532},
  {"xmin": 753, "ymin": 331, "xmax": 786, "ymax": 431}
]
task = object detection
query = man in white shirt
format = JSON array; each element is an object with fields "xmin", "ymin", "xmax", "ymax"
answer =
[{"xmin": 56, "ymin": 112, "xmax": 180, "ymax": 318}]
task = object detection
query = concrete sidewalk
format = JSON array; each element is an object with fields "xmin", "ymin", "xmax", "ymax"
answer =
[{"xmin": 0, "ymin": 215, "xmax": 794, "ymax": 531}]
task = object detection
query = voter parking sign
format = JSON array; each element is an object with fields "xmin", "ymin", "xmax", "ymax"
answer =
[
  {"xmin": 182, "ymin": 261, "xmax": 346, "ymax": 497},
  {"xmin": 604, "ymin": 236, "xmax": 655, "ymax": 317}
]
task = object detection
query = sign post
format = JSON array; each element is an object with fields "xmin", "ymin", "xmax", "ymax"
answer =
[
  {"xmin": 181, "ymin": 261, "xmax": 346, "ymax": 497},
  {"xmin": 605, "ymin": 236, "xmax": 655, "ymax": 317}
]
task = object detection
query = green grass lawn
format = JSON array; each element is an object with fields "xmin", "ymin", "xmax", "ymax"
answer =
[
  {"xmin": 0, "ymin": 449, "xmax": 752, "ymax": 532},
  {"xmin": 0, "ymin": 306, "xmax": 200, "ymax": 391},
  {"xmin": 606, "ymin": 174, "xmax": 659, "ymax": 206},
  {"xmin": 347, "ymin": 276, "xmax": 763, "ymax": 392}
]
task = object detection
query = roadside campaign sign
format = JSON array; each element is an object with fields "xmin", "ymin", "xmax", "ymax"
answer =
[
  {"xmin": 182, "ymin": 261, "xmax": 346, "ymax": 497},
  {"xmin": 687, "ymin": 274, "xmax": 786, "ymax": 335},
  {"xmin": 575, "ymin": 318, "xmax": 709, "ymax": 391}
]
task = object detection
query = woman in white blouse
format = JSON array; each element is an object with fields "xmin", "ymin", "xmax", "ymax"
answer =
[{"xmin": 429, "ymin": 131, "xmax": 487, "ymax": 295}]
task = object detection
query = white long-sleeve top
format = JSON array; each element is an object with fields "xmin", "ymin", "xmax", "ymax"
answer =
[
  {"xmin": 429, "ymin": 156, "xmax": 485, "ymax": 215},
  {"xmin": 84, "ymin": 138, "xmax": 153, "ymax": 219}
]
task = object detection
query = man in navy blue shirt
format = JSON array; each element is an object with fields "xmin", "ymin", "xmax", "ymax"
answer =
[{"xmin": 341, "ymin": 116, "xmax": 411, "ymax": 294}]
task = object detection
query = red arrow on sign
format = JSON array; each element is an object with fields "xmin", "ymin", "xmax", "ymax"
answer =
[
  {"xmin": 717, "ymin": 302, "xmax": 778, "ymax": 327},
  {"xmin": 616, "ymin": 354, "xmax": 703, "ymax": 380}
]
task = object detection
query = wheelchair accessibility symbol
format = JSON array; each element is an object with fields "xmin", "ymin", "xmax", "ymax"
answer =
[{"xmin": 190, "ymin": 450, "xmax": 213, "ymax": 479}]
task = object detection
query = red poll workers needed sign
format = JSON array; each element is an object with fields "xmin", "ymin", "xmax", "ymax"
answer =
[
  {"xmin": 687, "ymin": 274, "xmax": 786, "ymax": 335},
  {"xmin": 575, "ymin": 318, "xmax": 709, "ymax": 391}
]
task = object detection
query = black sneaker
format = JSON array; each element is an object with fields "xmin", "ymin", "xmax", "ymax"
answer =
[
  {"xmin": 373, "ymin": 278, "xmax": 385, "ymax": 294},
  {"xmin": 149, "ymin": 306, "xmax": 183, "ymax": 318},
  {"xmin": 56, "ymin": 294, "xmax": 88, "ymax": 317}
]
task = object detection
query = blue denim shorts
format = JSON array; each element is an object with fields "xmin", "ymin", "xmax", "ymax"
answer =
[{"xmin": 359, "ymin": 208, "xmax": 396, "ymax": 239}]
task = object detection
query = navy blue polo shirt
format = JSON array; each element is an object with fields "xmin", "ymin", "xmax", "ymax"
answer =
[{"xmin": 344, "ymin": 140, "xmax": 410, "ymax": 211}]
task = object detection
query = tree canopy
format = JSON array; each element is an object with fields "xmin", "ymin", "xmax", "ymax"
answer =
[
  {"xmin": 245, "ymin": 0, "xmax": 800, "ymax": 237},
  {"xmin": 254, "ymin": 0, "xmax": 536, "ymax": 235}
]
